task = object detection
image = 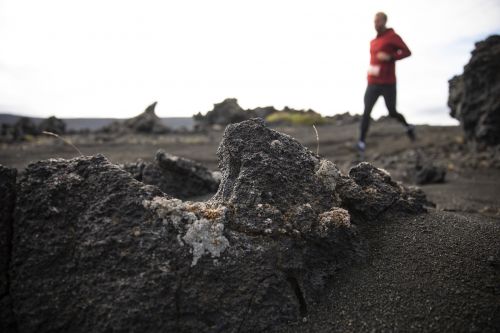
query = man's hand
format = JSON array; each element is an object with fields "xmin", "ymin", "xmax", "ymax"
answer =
[{"xmin": 376, "ymin": 52, "xmax": 392, "ymax": 61}]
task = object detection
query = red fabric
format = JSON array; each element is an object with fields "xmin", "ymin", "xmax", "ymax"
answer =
[{"xmin": 367, "ymin": 28, "xmax": 411, "ymax": 84}]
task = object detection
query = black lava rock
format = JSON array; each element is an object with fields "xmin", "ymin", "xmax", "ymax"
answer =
[
  {"xmin": 338, "ymin": 162, "xmax": 429, "ymax": 220},
  {"xmin": 122, "ymin": 150, "xmax": 220, "ymax": 199},
  {"xmin": 8, "ymin": 119, "xmax": 429, "ymax": 332},
  {"xmin": 449, "ymin": 35, "xmax": 500, "ymax": 147},
  {"xmin": 0, "ymin": 165, "xmax": 17, "ymax": 332},
  {"xmin": 10, "ymin": 153, "xmax": 358, "ymax": 332}
]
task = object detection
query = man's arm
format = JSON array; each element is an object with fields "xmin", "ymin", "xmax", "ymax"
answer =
[{"xmin": 391, "ymin": 34, "xmax": 411, "ymax": 60}]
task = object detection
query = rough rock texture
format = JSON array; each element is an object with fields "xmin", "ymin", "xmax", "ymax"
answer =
[
  {"xmin": 448, "ymin": 35, "xmax": 500, "ymax": 147},
  {"xmin": 10, "ymin": 154, "xmax": 358, "ymax": 332},
  {"xmin": 102, "ymin": 102, "xmax": 170, "ymax": 134},
  {"xmin": 121, "ymin": 150, "xmax": 220, "ymax": 199},
  {"xmin": 0, "ymin": 165, "xmax": 17, "ymax": 332},
  {"xmin": 337, "ymin": 162, "xmax": 430, "ymax": 221},
  {"xmin": 9, "ymin": 119, "xmax": 429, "ymax": 332},
  {"xmin": 214, "ymin": 118, "xmax": 343, "ymax": 234}
]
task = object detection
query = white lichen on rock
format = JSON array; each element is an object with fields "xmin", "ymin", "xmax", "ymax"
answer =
[
  {"xmin": 315, "ymin": 159, "xmax": 341, "ymax": 191},
  {"xmin": 143, "ymin": 196, "xmax": 230, "ymax": 266},
  {"xmin": 316, "ymin": 208, "xmax": 351, "ymax": 237},
  {"xmin": 182, "ymin": 217, "xmax": 229, "ymax": 266},
  {"xmin": 143, "ymin": 197, "xmax": 193, "ymax": 228}
]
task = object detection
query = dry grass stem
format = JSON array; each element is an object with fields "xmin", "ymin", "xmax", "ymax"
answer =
[
  {"xmin": 42, "ymin": 131, "xmax": 83, "ymax": 156},
  {"xmin": 312, "ymin": 124, "xmax": 319, "ymax": 155}
]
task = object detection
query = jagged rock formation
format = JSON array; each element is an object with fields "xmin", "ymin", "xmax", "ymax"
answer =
[
  {"xmin": 121, "ymin": 150, "xmax": 220, "ymax": 200},
  {"xmin": 193, "ymin": 98, "xmax": 323, "ymax": 129},
  {"xmin": 0, "ymin": 166, "xmax": 16, "ymax": 332},
  {"xmin": 449, "ymin": 35, "xmax": 500, "ymax": 147},
  {"xmin": 193, "ymin": 98, "xmax": 252, "ymax": 129},
  {"xmin": 6, "ymin": 119, "xmax": 429, "ymax": 332},
  {"xmin": 101, "ymin": 102, "xmax": 170, "ymax": 134}
]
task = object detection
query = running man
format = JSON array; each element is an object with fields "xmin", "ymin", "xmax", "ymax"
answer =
[{"xmin": 357, "ymin": 12, "xmax": 415, "ymax": 153}]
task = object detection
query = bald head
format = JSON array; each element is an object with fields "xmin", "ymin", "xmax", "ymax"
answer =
[{"xmin": 374, "ymin": 12, "xmax": 387, "ymax": 33}]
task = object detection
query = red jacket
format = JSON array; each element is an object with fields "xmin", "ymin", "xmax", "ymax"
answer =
[{"xmin": 367, "ymin": 28, "xmax": 411, "ymax": 84}]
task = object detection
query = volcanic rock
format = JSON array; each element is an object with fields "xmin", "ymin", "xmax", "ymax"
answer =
[
  {"xmin": 121, "ymin": 150, "xmax": 220, "ymax": 199},
  {"xmin": 337, "ymin": 162, "xmax": 430, "ymax": 220},
  {"xmin": 9, "ymin": 119, "xmax": 430, "ymax": 332},
  {"xmin": 448, "ymin": 35, "xmax": 500, "ymax": 147},
  {"xmin": 102, "ymin": 102, "xmax": 169, "ymax": 134},
  {"xmin": 0, "ymin": 165, "xmax": 17, "ymax": 332},
  {"xmin": 10, "ymin": 154, "xmax": 357, "ymax": 332},
  {"xmin": 193, "ymin": 98, "xmax": 250, "ymax": 129},
  {"xmin": 214, "ymin": 118, "xmax": 343, "ymax": 234}
]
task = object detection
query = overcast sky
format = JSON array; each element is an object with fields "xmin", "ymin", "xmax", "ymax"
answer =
[{"xmin": 0, "ymin": 0, "xmax": 499, "ymax": 124}]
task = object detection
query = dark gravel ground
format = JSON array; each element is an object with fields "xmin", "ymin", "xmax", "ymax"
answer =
[{"xmin": 278, "ymin": 210, "xmax": 500, "ymax": 332}]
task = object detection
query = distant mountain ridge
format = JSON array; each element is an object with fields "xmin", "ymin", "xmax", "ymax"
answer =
[{"xmin": 0, "ymin": 114, "xmax": 194, "ymax": 131}]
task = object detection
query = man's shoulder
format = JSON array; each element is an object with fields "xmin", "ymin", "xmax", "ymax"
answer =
[{"xmin": 385, "ymin": 28, "xmax": 398, "ymax": 37}]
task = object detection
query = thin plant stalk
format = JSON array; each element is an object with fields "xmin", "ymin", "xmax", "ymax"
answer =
[
  {"xmin": 312, "ymin": 124, "xmax": 319, "ymax": 155},
  {"xmin": 42, "ymin": 131, "xmax": 83, "ymax": 156}
]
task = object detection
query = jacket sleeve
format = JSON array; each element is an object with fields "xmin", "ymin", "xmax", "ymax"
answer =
[{"xmin": 391, "ymin": 34, "xmax": 411, "ymax": 61}]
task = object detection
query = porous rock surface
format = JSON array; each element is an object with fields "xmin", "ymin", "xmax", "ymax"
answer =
[
  {"xmin": 0, "ymin": 165, "xmax": 17, "ymax": 332},
  {"xmin": 7, "ymin": 119, "xmax": 428, "ymax": 332},
  {"xmin": 121, "ymin": 149, "xmax": 220, "ymax": 199},
  {"xmin": 448, "ymin": 35, "xmax": 500, "ymax": 147},
  {"xmin": 337, "ymin": 162, "xmax": 429, "ymax": 221}
]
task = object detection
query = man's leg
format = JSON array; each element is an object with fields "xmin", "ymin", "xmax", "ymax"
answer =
[
  {"xmin": 381, "ymin": 84, "xmax": 409, "ymax": 126},
  {"xmin": 382, "ymin": 84, "xmax": 416, "ymax": 141},
  {"xmin": 359, "ymin": 84, "xmax": 380, "ymax": 144}
]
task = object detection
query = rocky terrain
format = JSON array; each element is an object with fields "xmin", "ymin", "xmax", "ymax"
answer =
[
  {"xmin": 1, "ymin": 117, "xmax": 499, "ymax": 332},
  {"xmin": 0, "ymin": 119, "xmax": 432, "ymax": 332},
  {"xmin": 0, "ymin": 34, "xmax": 499, "ymax": 332}
]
